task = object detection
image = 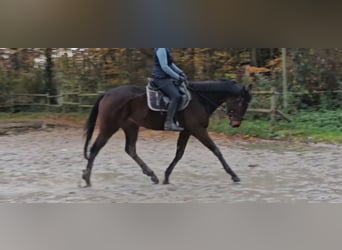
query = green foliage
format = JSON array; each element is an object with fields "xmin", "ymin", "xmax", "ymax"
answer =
[
  {"xmin": 210, "ymin": 116, "xmax": 272, "ymax": 138},
  {"xmin": 209, "ymin": 110, "xmax": 342, "ymax": 143},
  {"xmin": 1, "ymin": 70, "xmax": 45, "ymax": 94},
  {"xmin": 294, "ymin": 110, "xmax": 342, "ymax": 131},
  {"xmin": 291, "ymin": 49, "xmax": 341, "ymax": 90}
]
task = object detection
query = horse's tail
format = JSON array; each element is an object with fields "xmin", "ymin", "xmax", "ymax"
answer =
[{"xmin": 84, "ymin": 93, "xmax": 105, "ymax": 160}]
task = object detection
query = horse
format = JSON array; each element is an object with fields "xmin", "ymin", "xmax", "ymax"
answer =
[{"xmin": 82, "ymin": 79, "xmax": 252, "ymax": 187}]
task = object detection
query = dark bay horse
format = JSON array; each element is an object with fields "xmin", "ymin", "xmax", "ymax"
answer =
[{"xmin": 83, "ymin": 80, "xmax": 252, "ymax": 187}]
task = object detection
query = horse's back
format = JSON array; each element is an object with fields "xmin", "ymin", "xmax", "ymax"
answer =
[
  {"xmin": 106, "ymin": 85, "xmax": 145, "ymax": 97},
  {"xmin": 99, "ymin": 85, "xmax": 145, "ymax": 113}
]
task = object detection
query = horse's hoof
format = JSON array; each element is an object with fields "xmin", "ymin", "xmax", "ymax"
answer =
[
  {"xmin": 82, "ymin": 179, "xmax": 91, "ymax": 187},
  {"xmin": 82, "ymin": 183, "xmax": 91, "ymax": 188},
  {"xmin": 82, "ymin": 170, "xmax": 91, "ymax": 187},
  {"xmin": 151, "ymin": 175, "xmax": 159, "ymax": 184},
  {"xmin": 163, "ymin": 180, "xmax": 169, "ymax": 185},
  {"xmin": 232, "ymin": 176, "xmax": 241, "ymax": 183}
]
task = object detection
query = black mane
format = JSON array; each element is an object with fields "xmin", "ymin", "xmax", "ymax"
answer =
[{"xmin": 189, "ymin": 79, "xmax": 242, "ymax": 96}]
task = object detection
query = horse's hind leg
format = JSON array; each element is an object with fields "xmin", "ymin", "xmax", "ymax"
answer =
[
  {"xmin": 163, "ymin": 131, "xmax": 190, "ymax": 184},
  {"xmin": 82, "ymin": 130, "xmax": 117, "ymax": 187},
  {"xmin": 123, "ymin": 124, "xmax": 159, "ymax": 184}
]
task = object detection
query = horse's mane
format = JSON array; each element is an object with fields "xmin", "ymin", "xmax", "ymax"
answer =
[{"xmin": 188, "ymin": 79, "xmax": 242, "ymax": 96}]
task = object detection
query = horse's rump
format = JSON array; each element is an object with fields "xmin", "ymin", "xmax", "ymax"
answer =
[{"xmin": 100, "ymin": 85, "xmax": 146, "ymax": 113}]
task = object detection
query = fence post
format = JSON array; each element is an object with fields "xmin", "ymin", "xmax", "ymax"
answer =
[
  {"xmin": 78, "ymin": 81, "xmax": 82, "ymax": 114},
  {"xmin": 10, "ymin": 93, "xmax": 14, "ymax": 113},
  {"xmin": 61, "ymin": 91, "xmax": 65, "ymax": 114},
  {"xmin": 46, "ymin": 93, "xmax": 49, "ymax": 112},
  {"xmin": 270, "ymin": 87, "xmax": 276, "ymax": 125},
  {"xmin": 282, "ymin": 48, "xmax": 288, "ymax": 109},
  {"xmin": 78, "ymin": 92, "xmax": 82, "ymax": 114}
]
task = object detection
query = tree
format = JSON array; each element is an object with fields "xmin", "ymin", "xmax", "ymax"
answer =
[{"xmin": 45, "ymin": 48, "xmax": 58, "ymax": 104}]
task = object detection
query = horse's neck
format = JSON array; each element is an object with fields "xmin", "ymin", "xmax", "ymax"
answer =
[
  {"xmin": 195, "ymin": 92, "xmax": 228, "ymax": 114},
  {"xmin": 189, "ymin": 80, "xmax": 242, "ymax": 113}
]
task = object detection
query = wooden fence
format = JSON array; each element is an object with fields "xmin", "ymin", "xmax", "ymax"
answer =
[
  {"xmin": 0, "ymin": 91, "xmax": 104, "ymax": 112},
  {"xmin": 1, "ymin": 89, "xmax": 341, "ymax": 123},
  {"xmin": 247, "ymin": 88, "xmax": 292, "ymax": 123}
]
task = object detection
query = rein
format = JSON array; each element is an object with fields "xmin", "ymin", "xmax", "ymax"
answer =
[{"xmin": 190, "ymin": 88, "xmax": 227, "ymax": 114}]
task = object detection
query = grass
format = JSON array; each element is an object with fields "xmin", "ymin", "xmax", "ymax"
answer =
[{"xmin": 209, "ymin": 110, "xmax": 342, "ymax": 143}]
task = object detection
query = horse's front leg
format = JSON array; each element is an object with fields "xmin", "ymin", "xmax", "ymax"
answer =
[
  {"xmin": 163, "ymin": 131, "xmax": 190, "ymax": 184},
  {"xmin": 123, "ymin": 124, "xmax": 159, "ymax": 184},
  {"xmin": 192, "ymin": 128, "xmax": 240, "ymax": 183}
]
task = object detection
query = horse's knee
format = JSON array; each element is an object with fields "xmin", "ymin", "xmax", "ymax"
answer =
[
  {"xmin": 212, "ymin": 147, "xmax": 223, "ymax": 158},
  {"xmin": 175, "ymin": 146, "xmax": 182, "ymax": 155},
  {"xmin": 125, "ymin": 146, "xmax": 136, "ymax": 157},
  {"xmin": 125, "ymin": 147, "xmax": 131, "ymax": 154},
  {"xmin": 175, "ymin": 151, "xmax": 184, "ymax": 160}
]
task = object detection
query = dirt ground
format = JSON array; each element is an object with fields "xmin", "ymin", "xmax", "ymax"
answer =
[{"xmin": 0, "ymin": 122, "xmax": 341, "ymax": 203}]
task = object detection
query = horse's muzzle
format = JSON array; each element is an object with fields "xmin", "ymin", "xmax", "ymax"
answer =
[{"xmin": 231, "ymin": 120, "xmax": 241, "ymax": 128}]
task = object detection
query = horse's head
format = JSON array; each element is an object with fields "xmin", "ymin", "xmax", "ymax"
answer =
[{"xmin": 226, "ymin": 84, "xmax": 252, "ymax": 128}]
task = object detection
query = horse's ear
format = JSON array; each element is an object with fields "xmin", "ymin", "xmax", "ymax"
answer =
[
  {"xmin": 241, "ymin": 84, "xmax": 252, "ymax": 101},
  {"xmin": 241, "ymin": 85, "xmax": 251, "ymax": 94},
  {"xmin": 241, "ymin": 86, "xmax": 246, "ymax": 95}
]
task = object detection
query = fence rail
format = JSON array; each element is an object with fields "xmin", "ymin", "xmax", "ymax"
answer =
[{"xmin": 1, "ymin": 89, "xmax": 341, "ymax": 123}]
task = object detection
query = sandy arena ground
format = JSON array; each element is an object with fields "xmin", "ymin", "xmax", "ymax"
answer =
[{"xmin": 0, "ymin": 125, "xmax": 341, "ymax": 203}]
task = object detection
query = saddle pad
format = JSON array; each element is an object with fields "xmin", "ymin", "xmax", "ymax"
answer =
[{"xmin": 146, "ymin": 81, "xmax": 191, "ymax": 112}]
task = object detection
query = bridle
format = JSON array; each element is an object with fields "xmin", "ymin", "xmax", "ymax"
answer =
[{"xmin": 227, "ymin": 97, "xmax": 247, "ymax": 121}]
